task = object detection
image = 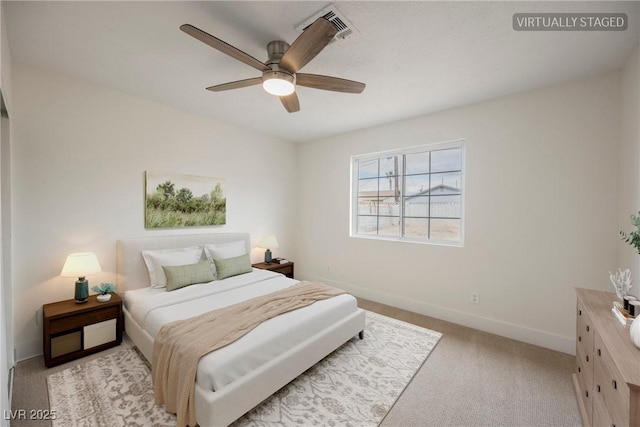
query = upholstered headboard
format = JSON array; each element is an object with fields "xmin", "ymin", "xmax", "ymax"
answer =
[{"xmin": 116, "ymin": 233, "xmax": 251, "ymax": 292}]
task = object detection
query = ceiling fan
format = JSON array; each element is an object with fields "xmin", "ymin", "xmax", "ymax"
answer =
[{"xmin": 180, "ymin": 17, "xmax": 366, "ymax": 113}]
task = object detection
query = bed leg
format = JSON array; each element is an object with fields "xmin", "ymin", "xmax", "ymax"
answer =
[{"xmin": 358, "ymin": 330, "xmax": 364, "ymax": 340}]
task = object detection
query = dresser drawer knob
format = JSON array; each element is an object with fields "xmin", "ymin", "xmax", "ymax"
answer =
[
  {"xmin": 586, "ymin": 325, "xmax": 590, "ymax": 332},
  {"xmin": 579, "ymin": 309, "xmax": 582, "ymax": 316},
  {"xmin": 585, "ymin": 390, "xmax": 589, "ymax": 398},
  {"xmin": 578, "ymin": 366, "xmax": 581, "ymax": 373},
  {"xmin": 585, "ymin": 355, "xmax": 589, "ymax": 362},
  {"xmin": 612, "ymin": 380, "xmax": 617, "ymax": 390},
  {"xmin": 597, "ymin": 348, "xmax": 601, "ymax": 356},
  {"xmin": 578, "ymin": 336, "xmax": 582, "ymax": 342},
  {"xmin": 596, "ymin": 384, "xmax": 601, "ymax": 392}
]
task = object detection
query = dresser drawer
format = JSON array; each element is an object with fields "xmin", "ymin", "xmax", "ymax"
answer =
[
  {"xmin": 593, "ymin": 389, "xmax": 615, "ymax": 427},
  {"xmin": 594, "ymin": 331, "xmax": 630, "ymax": 427},
  {"xmin": 576, "ymin": 345, "xmax": 594, "ymax": 419},
  {"xmin": 577, "ymin": 301, "xmax": 594, "ymax": 355}
]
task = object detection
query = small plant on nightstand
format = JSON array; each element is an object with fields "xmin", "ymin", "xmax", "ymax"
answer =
[{"xmin": 92, "ymin": 282, "xmax": 116, "ymax": 302}]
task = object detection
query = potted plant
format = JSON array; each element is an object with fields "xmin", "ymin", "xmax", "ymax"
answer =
[
  {"xmin": 621, "ymin": 211, "xmax": 640, "ymax": 348},
  {"xmin": 620, "ymin": 211, "xmax": 640, "ymax": 254},
  {"xmin": 92, "ymin": 282, "xmax": 116, "ymax": 302}
]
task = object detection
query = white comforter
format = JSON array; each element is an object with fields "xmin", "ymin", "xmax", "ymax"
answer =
[{"xmin": 124, "ymin": 269, "xmax": 357, "ymax": 391}]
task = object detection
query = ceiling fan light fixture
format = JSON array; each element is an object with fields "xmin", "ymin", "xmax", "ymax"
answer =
[{"xmin": 262, "ymin": 72, "xmax": 295, "ymax": 96}]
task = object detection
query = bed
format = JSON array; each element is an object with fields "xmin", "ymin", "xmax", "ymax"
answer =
[{"xmin": 116, "ymin": 233, "xmax": 366, "ymax": 426}]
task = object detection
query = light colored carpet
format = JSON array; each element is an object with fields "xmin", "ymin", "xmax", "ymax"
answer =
[
  {"xmin": 12, "ymin": 298, "xmax": 581, "ymax": 427},
  {"xmin": 46, "ymin": 311, "xmax": 441, "ymax": 426}
]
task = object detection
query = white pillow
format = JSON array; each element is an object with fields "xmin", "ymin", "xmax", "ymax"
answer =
[
  {"xmin": 204, "ymin": 241, "xmax": 247, "ymax": 261},
  {"xmin": 141, "ymin": 246, "xmax": 204, "ymax": 288}
]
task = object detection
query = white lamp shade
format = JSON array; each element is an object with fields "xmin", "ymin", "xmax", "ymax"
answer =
[
  {"xmin": 257, "ymin": 235, "xmax": 279, "ymax": 249},
  {"xmin": 60, "ymin": 252, "xmax": 102, "ymax": 278}
]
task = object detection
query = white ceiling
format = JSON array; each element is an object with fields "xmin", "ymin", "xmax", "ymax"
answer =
[{"xmin": 4, "ymin": 1, "xmax": 639, "ymax": 142}]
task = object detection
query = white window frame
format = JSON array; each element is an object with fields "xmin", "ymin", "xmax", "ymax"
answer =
[{"xmin": 350, "ymin": 139, "xmax": 465, "ymax": 246}]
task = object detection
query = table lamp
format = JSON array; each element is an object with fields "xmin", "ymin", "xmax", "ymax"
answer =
[
  {"xmin": 60, "ymin": 252, "xmax": 102, "ymax": 303},
  {"xmin": 257, "ymin": 235, "xmax": 279, "ymax": 263}
]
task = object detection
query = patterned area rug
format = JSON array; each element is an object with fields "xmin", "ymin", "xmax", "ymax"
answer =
[{"xmin": 47, "ymin": 311, "xmax": 442, "ymax": 426}]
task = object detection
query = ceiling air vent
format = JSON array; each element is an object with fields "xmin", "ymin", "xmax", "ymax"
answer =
[{"xmin": 295, "ymin": 4, "xmax": 357, "ymax": 42}]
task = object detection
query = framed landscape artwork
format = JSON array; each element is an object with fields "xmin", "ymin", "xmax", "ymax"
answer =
[{"xmin": 145, "ymin": 171, "xmax": 226, "ymax": 228}]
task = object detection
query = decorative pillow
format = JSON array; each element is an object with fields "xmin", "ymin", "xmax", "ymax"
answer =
[
  {"xmin": 204, "ymin": 241, "xmax": 247, "ymax": 261},
  {"xmin": 163, "ymin": 261, "xmax": 214, "ymax": 292},
  {"xmin": 141, "ymin": 246, "xmax": 203, "ymax": 288},
  {"xmin": 213, "ymin": 253, "xmax": 252, "ymax": 280},
  {"xmin": 204, "ymin": 241, "xmax": 247, "ymax": 278}
]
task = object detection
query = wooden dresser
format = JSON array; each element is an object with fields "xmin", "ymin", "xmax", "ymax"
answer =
[{"xmin": 573, "ymin": 288, "xmax": 640, "ymax": 427}]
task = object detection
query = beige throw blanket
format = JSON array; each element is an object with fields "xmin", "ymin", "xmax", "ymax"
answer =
[{"xmin": 152, "ymin": 281, "xmax": 346, "ymax": 426}]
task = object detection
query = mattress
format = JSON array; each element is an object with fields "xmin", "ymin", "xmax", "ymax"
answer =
[{"xmin": 124, "ymin": 268, "xmax": 358, "ymax": 391}]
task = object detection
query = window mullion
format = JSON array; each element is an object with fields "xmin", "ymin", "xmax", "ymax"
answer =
[{"xmin": 399, "ymin": 155, "xmax": 405, "ymax": 238}]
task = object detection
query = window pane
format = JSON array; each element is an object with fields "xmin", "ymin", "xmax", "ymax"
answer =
[
  {"xmin": 357, "ymin": 178, "xmax": 378, "ymax": 194},
  {"xmin": 405, "ymin": 151, "xmax": 430, "ymax": 175},
  {"xmin": 378, "ymin": 156, "xmax": 399, "ymax": 178},
  {"xmin": 358, "ymin": 159, "xmax": 378, "ymax": 179},
  {"xmin": 404, "ymin": 217, "xmax": 429, "ymax": 237},
  {"xmin": 430, "ymin": 195, "xmax": 461, "ymax": 218},
  {"xmin": 378, "ymin": 200, "xmax": 400, "ymax": 217},
  {"xmin": 404, "ymin": 174, "xmax": 430, "ymax": 196},
  {"xmin": 404, "ymin": 196, "xmax": 429, "ymax": 218},
  {"xmin": 431, "ymin": 148, "xmax": 462, "ymax": 173},
  {"xmin": 357, "ymin": 199, "xmax": 379, "ymax": 215},
  {"xmin": 357, "ymin": 216, "xmax": 378, "ymax": 235},
  {"xmin": 430, "ymin": 218, "xmax": 461, "ymax": 241},
  {"xmin": 377, "ymin": 215, "xmax": 400, "ymax": 237},
  {"xmin": 378, "ymin": 177, "xmax": 399, "ymax": 200},
  {"xmin": 430, "ymin": 172, "xmax": 461, "ymax": 192}
]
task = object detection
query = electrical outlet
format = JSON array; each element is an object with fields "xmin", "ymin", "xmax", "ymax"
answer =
[{"xmin": 470, "ymin": 292, "xmax": 480, "ymax": 304}]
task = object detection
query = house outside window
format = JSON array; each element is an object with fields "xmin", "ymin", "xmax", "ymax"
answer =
[{"xmin": 351, "ymin": 140, "xmax": 464, "ymax": 245}]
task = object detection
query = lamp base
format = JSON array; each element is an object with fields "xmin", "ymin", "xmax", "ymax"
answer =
[
  {"xmin": 264, "ymin": 249, "xmax": 272, "ymax": 264},
  {"xmin": 75, "ymin": 278, "xmax": 89, "ymax": 304}
]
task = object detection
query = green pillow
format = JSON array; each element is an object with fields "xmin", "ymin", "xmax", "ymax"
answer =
[
  {"xmin": 163, "ymin": 261, "xmax": 214, "ymax": 291},
  {"xmin": 213, "ymin": 253, "xmax": 252, "ymax": 280}
]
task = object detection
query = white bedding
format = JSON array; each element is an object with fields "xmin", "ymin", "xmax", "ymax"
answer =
[{"xmin": 124, "ymin": 268, "xmax": 358, "ymax": 391}]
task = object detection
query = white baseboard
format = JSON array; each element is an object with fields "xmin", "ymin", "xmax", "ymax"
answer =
[{"xmin": 300, "ymin": 273, "xmax": 575, "ymax": 355}]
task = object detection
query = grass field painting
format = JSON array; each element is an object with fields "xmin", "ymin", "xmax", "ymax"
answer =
[{"xmin": 145, "ymin": 171, "xmax": 226, "ymax": 228}]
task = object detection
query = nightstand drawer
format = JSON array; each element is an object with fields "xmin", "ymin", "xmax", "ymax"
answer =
[
  {"xmin": 51, "ymin": 331, "xmax": 81, "ymax": 358},
  {"xmin": 273, "ymin": 264, "xmax": 293, "ymax": 277},
  {"xmin": 84, "ymin": 319, "xmax": 117, "ymax": 350},
  {"xmin": 49, "ymin": 305, "xmax": 120, "ymax": 334},
  {"xmin": 252, "ymin": 261, "xmax": 294, "ymax": 279}
]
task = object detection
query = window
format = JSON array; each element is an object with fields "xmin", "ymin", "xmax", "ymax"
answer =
[{"xmin": 351, "ymin": 140, "xmax": 464, "ymax": 245}]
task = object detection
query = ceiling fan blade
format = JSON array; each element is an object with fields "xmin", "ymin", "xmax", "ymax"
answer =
[
  {"xmin": 280, "ymin": 92, "xmax": 300, "ymax": 113},
  {"xmin": 279, "ymin": 18, "xmax": 338, "ymax": 74},
  {"xmin": 206, "ymin": 77, "xmax": 262, "ymax": 92},
  {"xmin": 180, "ymin": 24, "xmax": 269, "ymax": 72},
  {"xmin": 296, "ymin": 74, "xmax": 366, "ymax": 94}
]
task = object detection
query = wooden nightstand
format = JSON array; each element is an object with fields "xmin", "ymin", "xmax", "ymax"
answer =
[
  {"xmin": 252, "ymin": 260, "xmax": 294, "ymax": 279},
  {"xmin": 43, "ymin": 293, "xmax": 124, "ymax": 367}
]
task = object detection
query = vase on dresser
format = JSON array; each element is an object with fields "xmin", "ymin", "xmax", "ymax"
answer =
[{"xmin": 631, "ymin": 317, "xmax": 640, "ymax": 349}]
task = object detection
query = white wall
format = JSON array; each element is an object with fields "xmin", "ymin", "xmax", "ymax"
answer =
[
  {"xmin": 617, "ymin": 44, "xmax": 640, "ymax": 285},
  {"xmin": 11, "ymin": 63, "xmax": 296, "ymax": 360},
  {"xmin": 296, "ymin": 71, "xmax": 622, "ymax": 354}
]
